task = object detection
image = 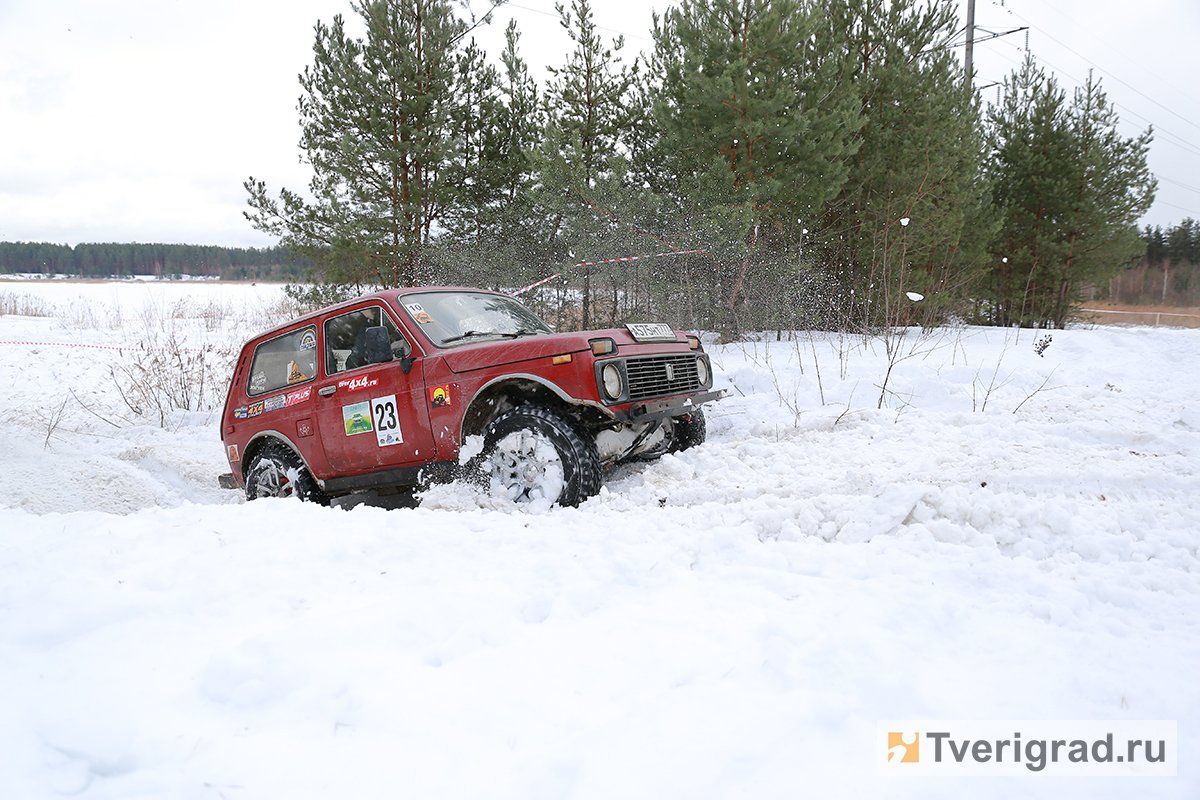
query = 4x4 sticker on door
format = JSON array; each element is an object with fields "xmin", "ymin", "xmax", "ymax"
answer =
[
  {"xmin": 337, "ymin": 374, "xmax": 378, "ymax": 392},
  {"xmin": 371, "ymin": 394, "xmax": 404, "ymax": 446},
  {"xmin": 343, "ymin": 401, "xmax": 373, "ymax": 435}
]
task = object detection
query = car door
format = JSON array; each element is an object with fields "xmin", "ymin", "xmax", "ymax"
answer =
[{"xmin": 313, "ymin": 304, "xmax": 437, "ymax": 473}]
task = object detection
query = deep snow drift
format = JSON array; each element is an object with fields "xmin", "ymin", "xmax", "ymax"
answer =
[{"xmin": 1, "ymin": 280, "xmax": 1197, "ymax": 799}]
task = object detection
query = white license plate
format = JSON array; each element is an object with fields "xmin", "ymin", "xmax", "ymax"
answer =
[{"xmin": 626, "ymin": 322, "xmax": 676, "ymax": 342}]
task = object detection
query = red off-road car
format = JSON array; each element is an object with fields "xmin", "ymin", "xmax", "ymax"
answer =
[{"xmin": 220, "ymin": 287, "xmax": 722, "ymax": 508}]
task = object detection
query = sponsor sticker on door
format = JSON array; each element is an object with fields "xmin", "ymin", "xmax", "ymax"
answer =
[{"xmin": 342, "ymin": 401, "xmax": 373, "ymax": 435}]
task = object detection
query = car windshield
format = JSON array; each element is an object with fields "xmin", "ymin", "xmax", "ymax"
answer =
[{"xmin": 397, "ymin": 291, "xmax": 554, "ymax": 347}]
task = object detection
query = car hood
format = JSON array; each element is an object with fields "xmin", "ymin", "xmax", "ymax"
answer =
[{"xmin": 437, "ymin": 328, "xmax": 685, "ymax": 374}]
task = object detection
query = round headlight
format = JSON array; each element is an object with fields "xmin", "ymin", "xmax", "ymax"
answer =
[
  {"xmin": 602, "ymin": 363, "xmax": 622, "ymax": 400},
  {"xmin": 696, "ymin": 356, "xmax": 709, "ymax": 386}
]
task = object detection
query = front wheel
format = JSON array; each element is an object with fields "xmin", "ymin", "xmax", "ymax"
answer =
[
  {"xmin": 244, "ymin": 442, "xmax": 329, "ymax": 504},
  {"xmin": 481, "ymin": 406, "xmax": 602, "ymax": 508},
  {"xmin": 670, "ymin": 407, "xmax": 707, "ymax": 452}
]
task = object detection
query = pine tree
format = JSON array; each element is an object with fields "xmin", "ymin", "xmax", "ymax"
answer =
[
  {"xmin": 532, "ymin": 0, "xmax": 641, "ymax": 328},
  {"xmin": 646, "ymin": 0, "xmax": 861, "ymax": 334},
  {"xmin": 244, "ymin": 0, "xmax": 468, "ymax": 289},
  {"xmin": 431, "ymin": 21, "xmax": 547, "ymax": 293},
  {"xmin": 1166, "ymin": 218, "xmax": 1198, "ymax": 265},
  {"xmin": 986, "ymin": 56, "xmax": 1155, "ymax": 327},
  {"xmin": 811, "ymin": 0, "xmax": 994, "ymax": 329}
]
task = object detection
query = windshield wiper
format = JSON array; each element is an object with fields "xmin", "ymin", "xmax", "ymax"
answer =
[
  {"xmin": 442, "ymin": 328, "xmax": 542, "ymax": 344},
  {"xmin": 441, "ymin": 330, "xmax": 493, "ymax": 344}
]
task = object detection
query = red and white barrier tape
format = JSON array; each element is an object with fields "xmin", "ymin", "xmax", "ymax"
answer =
[
  {"xmin": 0, "ymin": 340, "xmax": 234, "ymax": 354},
  {"xmin": 510, "ymin": 249, "xmax": 707, "ymax": 296},
  {"xmin": 575, "ymin": 249, "xmax": 707, "ymax": 268},
  {"xmin": 510, "ymin": 274, "xmax": 562, "ymax": 297}
]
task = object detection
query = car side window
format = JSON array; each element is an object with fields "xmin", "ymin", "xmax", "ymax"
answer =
[
  {"xmin": 247, "ymin": 325, "xmax": 318, "ymax": 396},
  {"xmin": 323, "ymin": 306, "xmax": 411, "ymax": 375}
]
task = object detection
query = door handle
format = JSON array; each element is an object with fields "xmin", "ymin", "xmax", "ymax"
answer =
[{"xmin": 318, "ymin": 385, "xmax": 336, "ymax": 396}]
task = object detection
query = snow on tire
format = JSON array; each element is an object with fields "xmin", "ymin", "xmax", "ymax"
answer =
[
  {"xmin": 481, "ymin": 406, "xmax": 602, "ymax": 509},
  {"xmin": 244, "ymin": 442, "xmax": 329, "ymax": 504}
]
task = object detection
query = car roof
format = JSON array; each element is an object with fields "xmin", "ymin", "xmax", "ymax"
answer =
[{"xmin": 246, "ymin": 286, "xmax": 509, "ymax": 344}]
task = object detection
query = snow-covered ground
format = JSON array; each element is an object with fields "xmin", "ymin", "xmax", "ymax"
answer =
[{"xmin": 1, "ymin": 280, "xmax": 1197, "ymax": 799}]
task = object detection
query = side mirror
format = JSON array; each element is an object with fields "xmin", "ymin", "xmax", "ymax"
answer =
[{"xmin": 365, "ymin": 326, "xmax": 394, "ymax": 365}]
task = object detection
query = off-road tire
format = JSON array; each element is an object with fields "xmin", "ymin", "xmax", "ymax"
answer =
[
  {"xmin": 481, "ymin": 406, "xmax": 602, "ymax": 508},
  {"xmin": 244, "ymin": 442, "xmax": 330, "ymax": 504},
  {"xmin": 670, "ymin": 407, "xmax": 707, "ymax": 452}
]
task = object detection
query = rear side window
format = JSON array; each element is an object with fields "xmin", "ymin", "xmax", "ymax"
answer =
[{"xmin": 248, "ymin": 325, "xmax": 318, "ymax": 396}]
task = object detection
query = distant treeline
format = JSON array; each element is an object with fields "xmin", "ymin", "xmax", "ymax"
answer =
[
  {"xmin": 1143, "ymin": 219, "xmax": 1199, "ymax": 266},
  {"xmin": 0, "ymin": 241, "xmax": 313, "ymax": 281},
  {"xmin": 1092, "ymin": 220, "xmax": 1200, "ymax": 306}
]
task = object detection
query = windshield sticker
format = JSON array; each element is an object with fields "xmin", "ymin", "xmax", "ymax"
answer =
[
  {"xmin": 429, "ymin": 384, "xmax": 452, "ymax": 408},
  {"xmin": 371, "ymin": 394, "xmax": 403, "ymax": 447},
  {"xmin": 286, "ymin": 360, "xmax": 310, "ymax": 384},
  {"xmin": 249, "ymin": 371, "xmax": 267, "ymax": 394},
  {"xmin": 415, "ymin": 312, "xmax": 434, "ymax": 324},
  {"xmin": 343, "ymin": 401, "xmax": 373, "ymax": 435},
  {"xmin": 405, "ymin": 303, "xmax": 425, "ymax": 314},
  {"xmin": 337, "ymin": 374, "xmax": 378, "ymax": 392},
  {"xmin": 298, "ymin": 328, "xmax": 317, "ymax": 350}
]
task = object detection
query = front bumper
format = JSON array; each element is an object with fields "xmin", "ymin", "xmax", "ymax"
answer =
[{"xmin": 623, "ymin": 388, "xmax": 727, "ymax": 422}]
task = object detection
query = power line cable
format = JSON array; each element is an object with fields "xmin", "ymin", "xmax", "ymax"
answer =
[
  {"xmin": 973, "ymin": 28, "xmax": 1200, "ymax": 160},
  {"xmin": 1155, "ymin": 175, "xmax": 1200, "ymax": 196},
  {"xmin": 1154, "ymin": 199, "xmax": 1200, "ymax": 217},
  {"xmin": 1033, "ymin": 0, "xmax": 1200, "ymax": 110},
  {"xmin": 981, "ymin": 0, "xmax": 1200, "ymax": 135}
]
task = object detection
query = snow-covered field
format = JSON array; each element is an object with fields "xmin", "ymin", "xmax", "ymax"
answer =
[{"xmin": 1, "ymin": 280, "xmax": 1197, "ymax": 799}]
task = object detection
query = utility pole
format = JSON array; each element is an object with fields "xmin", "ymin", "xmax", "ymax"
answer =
[
  {"xmin": 965, "ymin": 0, "xmax": 975, "ymax": 78},
  {"xmin": 961, "ymin": 3, "xmax": 1027, "ymax": 88}
]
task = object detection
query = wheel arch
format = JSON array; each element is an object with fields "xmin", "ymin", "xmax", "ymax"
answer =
[
  {"xmin": 459, "ymin": 374, "xmax": 614, "ymax": 440},
  {"xmin": 241, "ymin": 431, "xmax": 322, "ymax": 487}
]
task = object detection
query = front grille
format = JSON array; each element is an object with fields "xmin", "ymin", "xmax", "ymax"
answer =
[{"xmin": 625, "ymin": 354, "xmax": 701, "ymax": 401}]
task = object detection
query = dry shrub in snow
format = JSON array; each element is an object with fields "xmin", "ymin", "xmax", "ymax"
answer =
[
  {"xmin": 0, "ymin": 290, "xmax": 55, "ymax": 317},
  {"xmin": 110, "ymin": 333, "xmax": 232, "ymax": 426}
]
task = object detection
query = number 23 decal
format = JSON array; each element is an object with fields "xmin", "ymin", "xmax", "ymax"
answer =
[{"xmin": 371, "ymin": 394, "xmax": 404, "ymax": 446}]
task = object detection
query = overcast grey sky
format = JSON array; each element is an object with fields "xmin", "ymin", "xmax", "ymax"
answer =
[{"xmin": 1, "ymin": 0, "xmax": 1196, "ymax": 248}]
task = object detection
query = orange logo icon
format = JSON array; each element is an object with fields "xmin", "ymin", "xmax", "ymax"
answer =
[{"xmin": 888, "ymin": 732, "xmax": 919, "ymax": 763}]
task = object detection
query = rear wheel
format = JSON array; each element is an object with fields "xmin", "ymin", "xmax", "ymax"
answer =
[
  {"xmin": 245, "ymin": 442, "xmax": 329, "ymax": 504},
  {"xmin": 481, "ymin": 406, "xmax": 602, "ymax": 508}
]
